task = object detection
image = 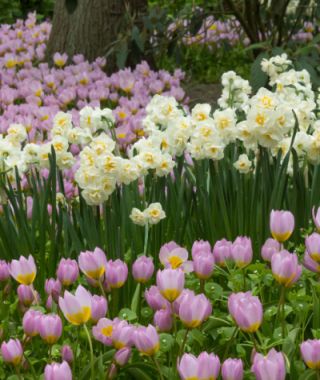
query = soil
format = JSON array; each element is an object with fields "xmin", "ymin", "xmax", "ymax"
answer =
[{"xmin": 183, "ymin": 82, "xmax": 222, "ymax": 108}]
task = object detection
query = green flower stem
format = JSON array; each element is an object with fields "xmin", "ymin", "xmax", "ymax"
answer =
[
  {"xmin": 278, "ymin": 286, "xmax": 286, "ymax": 339},
  {"xmin": 98, "ymin": 279, "xmax": 107, "ymax": 301},
  {"xmin": 199, "ymin": 279, "xmax": 205, "ymax": 294},
  {"xmin": 223, "ymin": 327, "xmax": 239, "ymax": 360},
  {"xmin": 179, "ymin": 329, "xmax": 190, "ymax": 358},
  {"xmin": 317, "ymin": 369, "xmax": 320, "ymax": 380},
  {"xmin": 143, "ymin": 222, "xmax": 149, "ymax": 255},
  {"xmin": 83, "ymin": 324, "xmax": 94, "ymax": 380},
  {"xmin": 250, "ymin": 333, "xmax": 259, "ymax": 352},
  {"xmin": 242, "ymin": 268, "xmax": 246, "ymax": 291},
  {"xmin": 151, "ymin": 356, "xmax": 164, "ymax": 380},
  {"xmin": 16, "ymin": 366, "xmax": 22, "ymax": 380},
  {"xmin": 111, "ymin": 288, "xmax": 119, "ymax": 319}
]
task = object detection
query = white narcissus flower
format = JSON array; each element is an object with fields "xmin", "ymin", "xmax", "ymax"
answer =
[
  {"xmin": 144, "ymin": 203, "xmax": 166, "ymax": 225},
  {"xmin": 233, "ymin": 154, "xmax": 252, "ymax": 174},
  {"xmin": 130, "ymin": 208, "xmax": 147, "ymax": 226},
  {"xmin": 7, "ymin": 124, "xmax": 27, "ymax": 143}
]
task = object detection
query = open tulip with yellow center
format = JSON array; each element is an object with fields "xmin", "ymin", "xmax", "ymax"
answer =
[{"xmin": 59, "ymin": 285, "xmax": 92, "ymax": 325}]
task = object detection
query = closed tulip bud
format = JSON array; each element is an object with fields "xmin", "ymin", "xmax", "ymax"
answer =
[
  {"xmin": 45, "ymin": 278, "xmax": 61, "ymax": 302},
  {"xmin": 0, "ymin": 260, "xmax": 10, "ymax": 282},
  {"xmin": 10, "ymin": 255, "xmax": 36, "ymax": 285},
  {"xmin": 61, "ymin": 345, "xmax": 74, "ymax": 364},
  {"xmin": 156, "ymin": 268, "xmax": 185, "ymax": 302},
  {"xmin": 178, "ymin": 352, "xmax": 220, "ymax": 380},
  {"xmin": 39, "ymin": 314, "xmax": 62, "ymax": 344},
  {"xmin": 179, "ymin": 293, "xmax": 212, "ymax": 328},
  {"xmin": 231, "ymin": 236, "xmax": 252, "ymax": 268},
  {"xmin": 114, "ymin": 347, "xmax": 131, "ymax": 366},
  {"xmin": 44, "ymin": 361, "xmax": 72, "ymax": 380},
  {"xmin": 271, "ymin": 250, "xmax": 302, "ymax": 287},
  {"xmin": 305, "ymin": 232, "xmax": 320, "ymax": 262},
  {"xmin": 1, "ymin": 339, "xmax": 23, "ymax": 366},
  {"xmin": 270, "ymin": 210, "xmax": 294, "ymax": 243},
  {"xmin": 213, "ymin": 239, "xmax": 232, "ymax": 266},
  {"xmin": 91, "ymin": 295, "xmax": 108, "ymax": 323},
  {"xmin": 191, "ymin": 240, "xmax": 211, "ymax": 259},
  {"xmin": 56, "ymin": 258, "xmax": 79, "ymax": 286},
  {"xmin": 23, "ymin": 309, "xmax": 43, "ymax": 337},
  {"xmin": 134, "ymin": 324, "xmax": 159, "ymax": 356},
  {"xmin": 132, "ymin": 256, "xmax": 154, "ymax": 283},
  {"xmin": 303, "ymin": 251, "xmax": 320, "ymax": 274},
  {"xmin": 221, "ymin": 358, "xmax": 243, "ymax": 380},
  {"xmin": 154, "ymin": 308, "xmax": 173, "ymax": 332},
  {"xmin": 251, "ymin": 349, "xmax": 285, "ymax": 380},
  {"xmin": 300, "ymin": 339, "xmax": 320, "ymax": 369},
  {"xmin": 17, "ymin": 284, "xmax": 39, "ymax": 306},
  {"xmin": 46, "ymin": 295, "xmax": 53, "ymax": 310},
  {"xmin": 59, "ymin": 285, "xmax": 92, "ymax": 325},
  {"xmin": 108, "ymin": 363, "xmax": 117, "ymax": 379},
  {"xmin": 78, "ymin": 247, "xmax": 107, "ymax": 280},
  {"xmin": 228, "ymin": 292, "xmax": 263, "ymax": 333},
  {"xmin": 193, "ymin": 251, "xmax": 215, "ymax": 279},
  {"xmin": 261, "ymin": 238, "xmax": 280, "ymax": 262},
  {"xmin": 105, "ymin": 259, "xmax": 128, "ymax": 288},
  {"xmin": 313, "ymin": 206, "xmax": 320, "ymax": 232},
  {"xmin": 145, "ymin": 285, "xmax": 170, "ymax": 310}
]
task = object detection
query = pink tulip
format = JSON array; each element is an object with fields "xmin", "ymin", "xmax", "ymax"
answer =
[
  {"xmin": 228, "ymin": 292, "xmax": 263, "ymax": 332},
  {"xmin": 105, "ymin": 259, "xmax": 128, "ymax": 288},
  {"xmin": 300, "ymin": 339, "xmax": 320, "ymax": 369},
  {"xmin": 231, "ymin": 236, "xmax": 252, "ymax": 268},
  {"xmin": 56, "ymin": 258, "xmax": 79, "ymax": 286},
  {"xmin": 251, "ymin": 349, "xmax": 285, "ymax": 380},
  {"xmin": 0, "ymin": 260, "xmax": 10, "ymax": 281},
  {"xmin": 39, "ymin": 314, "xmax": 63, "ymax": 344},
  {"xmin": 17, "ymin": 284, "xmax": 39, "ymax": 306},
  {"xmin": 132, "ymin": 255, "xmax": 154, "ymax": 283},
  {"xmin": 312, "ymin": 206, "xmax": 320, "ymax": 232},
  {"xmin": 92, "ymin": 318, "xmax": 114, "ymax": 346},
  {"xmin": 10, "ymin": 255, "xmax": 36, "ymax": 285},
  {"xmin": 178, "ymin": 352, "xmax": 220, "ymax": 380},
  {"xmin": 221, "ymin": 358, "xmax": 243, "ymax": 380},
  {"xmin": 91, "ymin": 295, "xmax": 108, "ymax": 323},
  {"xmin": 156, "ymin": 268, "xmax": 185, "ymax": 302},
  {"xmin": 271, "ymin": 250, "xmax": 302, "ymax": 287},
  {"xmin": 191, "ymin": 240, "xmax": 212, "ymax": 259},
  {"xmin": 159, "ymin": 241, "xmax": 192, "ymax": 272},
  {"xmin": 59, "ymin": 285, "xmax": 92, "ymax": 325},
  {"xmin": 134, "ymin": 324, "xmax": 160, "ymax": 356},
  {"xmin": 44, "ymin": 361, "xmax": 72, "ymax": 380},
  {"xmin": 270, "ymin": 210, "xmax": 295, "ymax": 243},
  {"xmin": 78, "ymin": 247, "xmax": 107, "ymax": 280},
  {"xmin": 179, "ymin": 293, "xmax": 212, "ymax": 328},
  {"xmin": 23, "ymin": 309, "xmax": 43, "ymax": 337},
  {"xmin": 112, "ymin": 319, "xmax": 133, "ymax": 349},
  {"xmin": 1, "ymin": 339, "xmax": 23, "ymax": 366},
  {"xmin": 154, "ymin": 308, "xmax": 173, "ymax": 332},
  {"xmin": 261, "ymin": 238, "xmax": 280, "ymax": 262},
  {"xmin": 305, "ymin": 232, "xmax": 320, "ymax": 262},
  {"xmin": 193, "ymin": 251, "xmax": 215, "ymax": 279},
  {"xmin": 61, "ymin": 345, "xmax": 74, "ymax": 364},
  {"xmin": 145, "ymin": 285, "xmax": 170, "ymax": 310},
  {"xmin": 213, "ymin": 239, "xmax": 232, "ymax": 266},
  {"xmin": 114, "ymin": 347, "xmax": 131, "ymax": 366},
  {"xmin": 303, "ymin": 251, "xmax": 320, "ymax": 274}
]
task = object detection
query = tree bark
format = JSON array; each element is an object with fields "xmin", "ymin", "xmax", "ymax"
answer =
[{"xmin": 46, "ymin": 0, "xmax": 148, "ymax": 71}]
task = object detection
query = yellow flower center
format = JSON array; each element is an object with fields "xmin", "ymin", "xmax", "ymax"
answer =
[
  {"xmin": 101, "ymin": 325, "xmax": 113, "ymax": 337},
  {"xmin": 66, "ymin": 306, "xmax": 91, "ymax": 325},
  {"xmin": 271, "ymin": 231, "xmax": 292, "ymax": 243},
  {"xmin": 161, "ymin": 288, "xmax": 181, "ymax": 302},
  {"xmin": 16, "ymin": 272, "xmax": 36, "ymax": 285},
  {"xmin": 85, "ymin": 266, "xmax": 105, "ymax": 280},
  {"xmin": 255, "ymin": 114, "xmax": 266, "ymax": 126},
  {"xmin": 218, "ymin": 118, "xmax": 230, "ymax": 129},
  {"xmin": 168, "ymin": 255, "xmax": 183, "ymax": 269}
]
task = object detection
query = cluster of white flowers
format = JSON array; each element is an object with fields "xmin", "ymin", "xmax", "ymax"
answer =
[
  {"xmin": 218, "ymin": 71, "xmax": 252, "ymax": 111},
  {"xmin": 130, "ymin": 203, "xmax": 166, "ymax": 226},
  {"xmin": 1, "ymin": 54, "xmax": 320, "ymax": 203}
]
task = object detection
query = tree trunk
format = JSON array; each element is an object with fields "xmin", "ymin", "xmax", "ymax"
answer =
[{"xmin": 46, "ymin": 0, "xmax": 148, "ymax": 71}]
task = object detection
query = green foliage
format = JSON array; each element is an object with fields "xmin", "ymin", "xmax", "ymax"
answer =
[{"xmin": 0, "ymin": 0, "xmax": 54, "ymax": 23}]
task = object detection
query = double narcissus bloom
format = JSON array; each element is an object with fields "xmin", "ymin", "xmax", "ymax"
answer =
[
  {"xmin": 270, "ymin": 210, "xmax": 295, "ymax": 243},
  {"xmin": 132, "ymin": 255, "xmax": 154, "ymax": 283},
  {"xmin": 78, "ymin": 247, "xmax": 107, "ymax": 280},
  {"xmin": 156, "ymin": 268, "xmax": 185, "ymax": 302},
  {"xmin": 10, "ymin": 255, "xmax": 36, "ymax": 285},
  {"xmin": 228, "ymin": 291, "xmax": 263, "ymax": 333},
  {"xmin": 178, "ymin": 352, "xmax": 220, "ymax": 380},
  {"xmin": 179, "ymin": 293, "xmax": 212, "ymax": 328},
  {"xmin": 251, "ymin": 349, "xmax": 285, "ymax": 380},
  {"xmin": 300, "ymin": 339, "xmax": 320, "ymax": 369},
  {"xmin": 134, "ymin": 324, "xmax": 160, "ymax": 356},
  {"xmin": 44, "ymin": 361, "xmax": 72, "ymax": 380},
  {"xmin": 271, "ymin": 250, "xmax": 302, "ymax": 287},
  {"xmin": 1, "ymin": 339, "xmax": 23, "ymax": 366},
  {"xmin": 59, "ymin": 285, "xmax": 92, "ymax": 325}
]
